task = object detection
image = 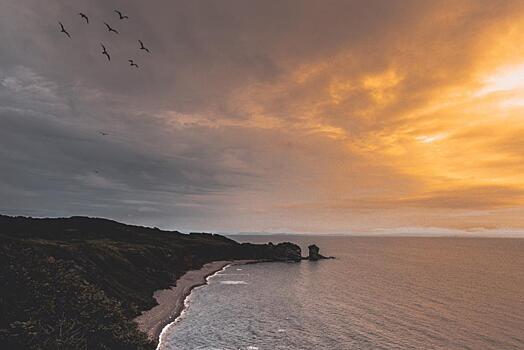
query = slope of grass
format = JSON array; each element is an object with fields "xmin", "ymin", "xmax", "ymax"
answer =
[{"xmin": 0, "ymin": 215, "xmax": 301, "ymax": 349}]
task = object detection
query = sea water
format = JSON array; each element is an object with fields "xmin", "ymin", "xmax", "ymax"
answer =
[{"xmin": 160, "ymin": 236, "xmax": 524, "ymax": 350}]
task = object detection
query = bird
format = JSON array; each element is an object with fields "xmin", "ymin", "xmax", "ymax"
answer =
[
  {"xmin": 138, "ymin": 40, "xmax": 150, "ymax": 53},
  {"xmin": 114, "ymin": 10, "xmax": 129, "ymax": 20},
  {"xmin": 99, "ymin": 131, "xmax": 108, "ymax": 136},
  {"xmin": 59, "ymin": 22, "xmax": 71, "ymax": 38},
  {"xmin": 128, "ymin": 59, "xmax": 139, "ymax": 69},
  {"xmin": 104, "ymin": 22, "xmax": 119, "ymax": 34},
  {"xmin": 78, "ymin": 13, "xmax": 89, "ymax": 24},
  {"xmin": 101, "ymin": 43, "xmax": 110, "ymax": 61}
]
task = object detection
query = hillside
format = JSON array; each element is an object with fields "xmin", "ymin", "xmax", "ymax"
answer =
[{"xmin": 0, "ymin": 215, "xmax": 302, "ymax": 349}]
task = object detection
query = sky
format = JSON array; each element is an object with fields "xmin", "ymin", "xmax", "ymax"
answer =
[{"xmin": 3, "ymin": 1, "xmax": 524, "ymax": 234}]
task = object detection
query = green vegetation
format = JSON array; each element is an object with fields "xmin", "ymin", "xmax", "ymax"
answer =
[{"xmin": 0, "ymin": 215, "xmax": 301, "ymax": 349}]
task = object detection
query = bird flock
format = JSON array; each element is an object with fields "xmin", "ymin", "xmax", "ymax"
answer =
[{"xmin": 59, "ymin": 9, "xmax": 151, "ymax": 68}]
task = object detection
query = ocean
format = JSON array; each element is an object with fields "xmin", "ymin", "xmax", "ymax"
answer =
[{"xmin": 159, "ymin": 236, "xmax": 524, "ymax": 350}]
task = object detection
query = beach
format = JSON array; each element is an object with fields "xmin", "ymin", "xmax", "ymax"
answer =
[{"xmin": 134, "ymin": 260, "xmax": 254, "ymax": 346}]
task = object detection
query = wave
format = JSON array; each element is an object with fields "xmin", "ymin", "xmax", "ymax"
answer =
[{"xmin": 156, "ymin": 264, "xmax": 232, "ymax": 350}]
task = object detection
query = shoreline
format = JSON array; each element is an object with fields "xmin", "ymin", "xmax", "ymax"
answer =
[{"xmin": 134, "ymin": 260, "xmax": 256, "ymax": 347}]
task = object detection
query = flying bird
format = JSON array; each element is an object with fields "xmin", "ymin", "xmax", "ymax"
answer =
[
  {"xmin": 78, "ymin": 13, "xmax": 89, "ymax": 24},
  {"xmin": 59, "ymin": 22, "xmax": 71, "ymax": 38},
  {"xmin": 114, "ymin": 10, "xmax": 129, "ymax": 20},
  {"xmin": 99, "ymin": 131, "xmax": 108, "ymax": 136},
  {"xmin": 128, "ymin": 59, "xmax": 139, "ymax": 69},
  {"xmin": 101, "ymin": 43, "xmax": 110, "ymax": 61},
  {"xmin": 138, "ymin": 40, "xmax": 150, "ymax": 53},
  {"xmin": 104, "ymin": 22, "xmax": 119, "ymax": 34}
]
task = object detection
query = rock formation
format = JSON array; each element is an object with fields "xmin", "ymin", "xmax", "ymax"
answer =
[
  {"xmin": 307, "ymin": 244, "xmax": 333, "ymax": 261},
  {"xmin": 272, "ymin": 242, "xmax": 303, "ymax": 262}
]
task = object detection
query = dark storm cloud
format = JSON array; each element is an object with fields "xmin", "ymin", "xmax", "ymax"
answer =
[{"xmin": 1, "ymin": 0, "xmax": 368, "ymax": 229}]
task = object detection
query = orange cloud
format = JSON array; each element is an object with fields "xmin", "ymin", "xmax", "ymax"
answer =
[{"xmin": 202, "ymin": 1, "xmax": 524, "ymax": 231}]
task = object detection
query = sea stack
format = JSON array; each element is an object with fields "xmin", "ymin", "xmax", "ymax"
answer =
[{"xmin": 307, "ymin": 244, "xmax": 332, "ymax": 261}]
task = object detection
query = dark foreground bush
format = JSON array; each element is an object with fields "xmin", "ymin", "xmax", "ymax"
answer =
[
  {"xmin": 0, "ymin": 243, "xmax": 153, "ymax": 350},
  {"xmin": 0, "ymin": 215, "xmax": 301, "ymax": 349}
]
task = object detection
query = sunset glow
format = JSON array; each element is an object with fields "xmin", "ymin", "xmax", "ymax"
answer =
[{"xmin": 3, "ymin": 0, "xmax": 524, "ymax": 233}]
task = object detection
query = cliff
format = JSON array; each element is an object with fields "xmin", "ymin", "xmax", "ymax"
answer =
[{"xmin": 0, "ymin": 215, "xmax": 301, "ymax": 350}]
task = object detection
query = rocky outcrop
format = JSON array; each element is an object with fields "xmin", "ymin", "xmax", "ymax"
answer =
[
  {"xmin": 271, "ymin": 242, "xmax": 303, "ymax": 262},
  {"xmin": 307, "ymin": 244, "xmax": 333, "ymax": 261},
  {"xmin": 238, "ymin": 241, "xmax": 302, "ymax": 262}
]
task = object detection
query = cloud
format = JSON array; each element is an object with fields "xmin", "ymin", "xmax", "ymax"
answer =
[{"xmin": 2, "ymin": 0, "xmax": 524, "ymax": 233}]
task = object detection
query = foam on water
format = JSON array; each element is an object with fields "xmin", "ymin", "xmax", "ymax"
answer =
[{"xmin": 156, "ymin": 264, "xmax": 231, "ymax": 350}]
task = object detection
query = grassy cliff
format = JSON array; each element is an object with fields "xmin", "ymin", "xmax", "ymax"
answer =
[{"xmin": 0, "ymin": 215, "xmax": 301, "ymax": 349}]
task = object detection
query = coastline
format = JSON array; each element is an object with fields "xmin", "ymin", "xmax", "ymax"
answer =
[
  {"xmin": 0, "ymin": 215, "xmax": 306, "ymax": 349},
  {"xmin": 134, "ymin": 260, "xmax": 255, "ymax": 347}
]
